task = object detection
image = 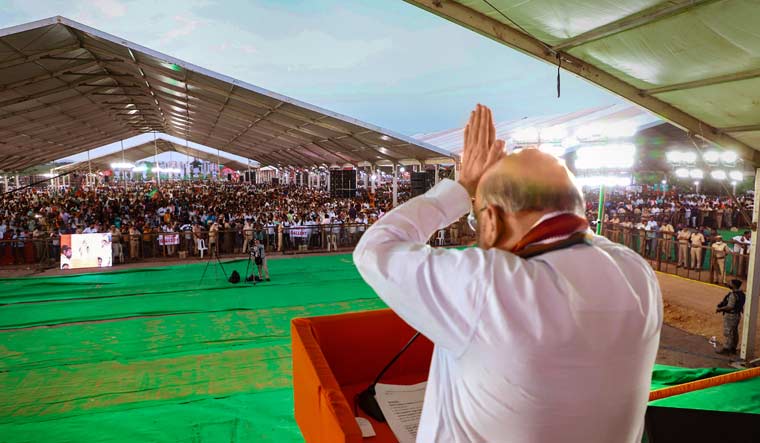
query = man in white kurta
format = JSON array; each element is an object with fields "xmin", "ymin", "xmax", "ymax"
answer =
[{"xmin": 353, "ymin": 105, "xmax": 662, "ymax": 442}]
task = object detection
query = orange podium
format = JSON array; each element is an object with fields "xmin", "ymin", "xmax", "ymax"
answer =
[{"xmin": 292, "ymin": 309, "xmax": 433, "ymax": 443}]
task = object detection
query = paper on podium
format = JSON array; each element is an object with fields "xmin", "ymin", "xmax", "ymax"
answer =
[{"xmin": 375, "ymin": 382, "xmax": 427, "ymax": 443}]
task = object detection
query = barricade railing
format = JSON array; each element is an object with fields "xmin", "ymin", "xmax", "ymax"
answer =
[
  {"xmin": 600, "ymin": 226, "xmax": 749, "ymax": 284},
  {"xmin": 0, "ymin": 221, "xmax": 473, "ymax": 268}
]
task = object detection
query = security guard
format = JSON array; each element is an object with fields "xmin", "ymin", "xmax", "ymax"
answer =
[
  {"xmin": 716, "ymin": 279, "xmax": 746, "ymax": 355},
  {"xmin": 710, "ymin": 236, "xmax": 729, "ymax": 284}
]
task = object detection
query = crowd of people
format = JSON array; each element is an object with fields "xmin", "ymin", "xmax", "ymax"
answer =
[
  {"xmin": 0, "ymin": 180, "xmax": 755, "ymax": 278},
  {"xmin": 586, "ymin": 190, "xmax": 755, "ymax": 282},
  {"xmin": 0, "ymin": 180, "xmax": 415, "ymax": 265}
]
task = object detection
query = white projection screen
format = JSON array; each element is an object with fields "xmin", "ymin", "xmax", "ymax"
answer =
[{"xmin": 60, "ymin": 233, "xmax": 113, "ymax": 270}]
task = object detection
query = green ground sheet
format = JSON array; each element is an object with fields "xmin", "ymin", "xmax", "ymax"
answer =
[{"xmin": 1, "ymin": 253, "xmax": 758, "ymax": 442}]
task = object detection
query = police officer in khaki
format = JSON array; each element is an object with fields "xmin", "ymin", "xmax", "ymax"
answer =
[
  {"xmin": 689, "ymin": 228, "xmax": 706, "ymax": 270},
  {"xmin": 710, "ymin": 236, "xmax": 729, "ymax": 284},
  {"xmin": 676, "ymin": 225, "xmax": 691, "ymax": 268},
  {"xmin": 660, "ymin": 220, "xmax": 675, "ymax": 262}
]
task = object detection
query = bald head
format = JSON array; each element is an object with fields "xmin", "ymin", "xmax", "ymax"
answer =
[{"xmin": 477, "ymin": 149, "xmax": 585, "ymax": 217}]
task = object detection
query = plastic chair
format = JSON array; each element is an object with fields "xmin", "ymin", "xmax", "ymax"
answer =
[
  {"xmin": 436, "ymin": 230, "xmax": 446, "ymax": 246},
  {"xmin": 197, "ymin": 239, "xmax": 208, "ymax": 258}
]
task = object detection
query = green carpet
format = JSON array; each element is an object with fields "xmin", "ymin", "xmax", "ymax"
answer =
[{"xmin": 0, "ymin": 254, "xmax": 758, "ymax": 443}]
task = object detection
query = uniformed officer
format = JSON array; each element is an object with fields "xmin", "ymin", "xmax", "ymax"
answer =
[
  {"xmin": 716, "ymin": 279, "xmax": 746, "ymax": 355},
  {"xmin": 710, "ymin": 236, "xmax": 729, "ymax": 284}
]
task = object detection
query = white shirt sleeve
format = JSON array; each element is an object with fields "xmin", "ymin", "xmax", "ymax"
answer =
[{"xmin": 353, "ymin": 179, "xmax": 487, "ymax": 355}]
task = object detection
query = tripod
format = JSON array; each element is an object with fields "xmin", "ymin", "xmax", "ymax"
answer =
[
  {"xmin": 243, "ymin": 249, "xmax": 259, "ymax": 285},
  {"xmin": 198, "ymin": 245, "xmax": 230, "ymax": 285}
]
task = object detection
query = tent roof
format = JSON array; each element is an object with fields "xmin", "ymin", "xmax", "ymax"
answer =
[
  {"xmin": 52, "ymin": 136, "xmax": 250, "ymax": 173},
  {"xmin": 406, "ymin": 0, "xmax": 760, "ymax": 163},
  {"xmin": 415, "ymin": 103, "xmax": 661, "ymax": 154},
  {"xmin": 0, "ymin": 16, "xmax": 453, "ymax": 172}
]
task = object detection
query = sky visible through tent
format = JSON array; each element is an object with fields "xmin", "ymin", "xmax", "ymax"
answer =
[{"xmin": 0, "ymin": 0, "xmax": 623, "ymax": 137}]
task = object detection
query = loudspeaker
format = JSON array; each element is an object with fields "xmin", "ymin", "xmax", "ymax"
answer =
[
  {"xmin": 243, "ymin": 171, "xmax": 256, "ymax": 183},
  {"xmin": 411, "ymin": 171, "xmax": 435, "ymax": 197},
  {"xmin": 329, "ymin": 170, "xmax": 357, "ymax": 198},
  {"xmin": 271, "ymin": 178, "xmax": 279, "ymax": 185}
]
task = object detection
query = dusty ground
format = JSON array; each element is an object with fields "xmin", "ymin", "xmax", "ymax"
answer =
[{"xmin": 1, "ymin": 254, "xmax": 755, "ymax": 368}]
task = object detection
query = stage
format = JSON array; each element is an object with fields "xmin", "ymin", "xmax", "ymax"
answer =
[{"xmin": 0, "ymin": 254, "xmax": 758, "ymax": 442}]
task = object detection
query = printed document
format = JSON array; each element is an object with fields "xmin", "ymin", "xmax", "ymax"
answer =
[{"xmin": 374, "ymin": 382, "xmax": 427, "ymax": 443}]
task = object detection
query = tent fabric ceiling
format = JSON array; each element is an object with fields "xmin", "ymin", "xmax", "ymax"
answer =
[
  {"xmin": 406, "ymin": 0, "xmax": 760, "ymax": 163},
  {"xmin": 0, "ymin": 16, "xmax": 453, "ymax": 172},
  {"xmin": 52, "ymin": 137, "xmax": 250, "ymax": 173}
]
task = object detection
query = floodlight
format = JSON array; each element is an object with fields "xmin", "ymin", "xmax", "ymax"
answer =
[
  {"xmin": 42, "ymin": 173, "xmax": 56, "ymax": 178},
  {"xmin": 675, "ymin": 168, "xmax": 689, "ymax": 178},
  {"xmin": 370, "ymin": 174, "xmax": 377, "ymax": 180},
  {"xmin": 379, "ymin": 135, "xmax": 391, "ymax": 141},
  {"xmin": 399, "ymin": 167, "xmax": 406, "ymax": 173},
  {"xmin": 721, "ymin": 151, "xmax": 738, "ymax": 164},
  {"xmin": 661, "ymin": 179, "xmax": 667, "ymax": 184},
  {"xmin": 111, "ymin": 162, "xmax": 135, "ymax": 169},
  {"xmin": 729, "ymin": 170, "xmax": 743, "ymax": 181},
  {"xmin": 512, "ymin": 127, "xmax": 539, "ymax": 142},
  {"xmin": 666, "ymin": 151, "xmax": 682, "ymax": 163},
  {"xmin": 132, "ymin": 165, "xmax": 148, "ymax": 172},
  {"xmin": 574, "ymin": 143, "xmax": 636, "ymax": 170},
  {"xmin": 538, "ymin": 143, "xmax": 566, "ymax": 158},
  {"xmin": 703, "ymin": 151, "xmax": 720, "ymax": 164},
  {"xmin": 682, "ymin": 151, "xmax": 697, "ymax": 163},
  {"xmin": 710, "ymin": 170, "xmax": 727, "ymax": 180},
  {"xmin": 689, "ymin": 169, "xmax": 703, "ymax": 179}
]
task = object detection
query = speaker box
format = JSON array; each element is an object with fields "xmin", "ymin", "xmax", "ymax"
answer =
[
  {"xmin": 411, "ymin": 171, "xmax": 434, "ymax": 197},
  {"xmin": 329, "ymin": 170, "xmax": 357, "ymax": 198},
  {"xmin": 243, "ymin": 171, "xmax": 256, "ymax": 183},
  {"xmin": 271, "ymin": 177, "xmax": 279, "ymax": 185}
]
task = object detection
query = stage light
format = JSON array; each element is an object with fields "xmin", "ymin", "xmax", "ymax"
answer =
[
  {"xmin": 512, "ymin": 127, "xmax": 539, "ymax": 142},
  {"xmin": 538, "ymin": 143, "xmax": 566, "ymax": 158},
  {"xmin": 675, "ymin": 168, "xmax": 689, "ymax": 178},
  {"xmin": 399, "ymin": 167, "xmax": 406, "ymax": 173},
  {"xmin": 682, "ymin": 151, "xmax": 697, "ymax": 163},
  {"xmin": 574, "ymin": 143, "xmax": 636, "ymax": 170},
  {"xmin": 666, "ymin": 151, "xmax": 682, "ymax": 163},
  {"xmin": 729, "ymin": 170, "xmax": 743, "ymax": 181},
  {"xmin": 710, "ymin": 170, "xmax": 727, "ymax": 180},
  {"xmin": 721, "ymin": 151, "xmax": 738, "ymax": 164},
  {"xmin": 689, "ymin": 169, "xmax": 703, "ymax": 179},
  {"xmin": 703, "ymin": 150, "xmax": 720, "ymax": 163},
  {"xmin": 111, "ymin": 162, "xmax": 135, "ymax": 170},
  {"xmin": 370, "ymin": 174, "xmax": 377, "ymax": 180},
  {"xmin": 575, "ymin": 175, "xmax": 632, "ymax": 187}
]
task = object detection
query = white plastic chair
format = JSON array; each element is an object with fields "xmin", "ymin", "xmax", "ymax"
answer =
[
  {"xmin": 197, "ymin": 239, "xmax": 208, "ymax": 258},
  {"xmin": 436, "ymin": 230, "xmax": 446, "ymax": 246}
]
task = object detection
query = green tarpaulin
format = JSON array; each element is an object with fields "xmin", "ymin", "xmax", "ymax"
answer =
[{"xmin": 0, "ymin": 254, "xmax": 758, "ymax": 442}]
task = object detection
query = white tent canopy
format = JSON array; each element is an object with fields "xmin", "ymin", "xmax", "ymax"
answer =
[
  {"xmin": 406, "ymin": 0, "xmax": 760, "ymax": 163},
  {"xmin": 0, "ymin": 16, "xmax": 454, "ymax": 172},
  {"xmin": 52, "ymin": 136, "xmax": 251, "ymax": 173}
]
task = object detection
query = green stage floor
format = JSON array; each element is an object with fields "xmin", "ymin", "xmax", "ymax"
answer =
[{"xmin": 0, "ymin": 254, "xmax": 758, "ymax": 442}]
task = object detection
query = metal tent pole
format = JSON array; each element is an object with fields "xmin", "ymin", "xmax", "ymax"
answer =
[
  {"xmin": 740, "ymin": 168, "xmax": 760, "ymax": 366},
  {"xmin": 596, "ymin": 184, "xmax": 606, "ymax": 235},
  {"xmin": 392, "ymin": 164, "xmax": 399, "ymax": 207},
  {"xmin": 153, "ymin": 132, "xmax": 161, "ymax": 188}
]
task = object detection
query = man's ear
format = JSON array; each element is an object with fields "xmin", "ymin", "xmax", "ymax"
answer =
[{"xmin": 480, "ymin": 205, "xmax": 503, "ymax": 248}]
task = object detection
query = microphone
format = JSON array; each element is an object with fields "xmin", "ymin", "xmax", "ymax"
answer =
[{"xmin": 356, "ymin": 331, "xmax": 421, "ymax": 422}]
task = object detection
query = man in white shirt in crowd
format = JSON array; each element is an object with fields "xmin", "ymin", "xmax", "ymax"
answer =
[
  {"xmin": 732, "ymin": 230, "xmax": 751, "ymax": 277},
  {"xmin": 354, "ymin": 104, "xmax": 662, "ymax": 443}
]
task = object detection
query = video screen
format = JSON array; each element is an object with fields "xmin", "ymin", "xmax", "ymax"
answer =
[{"xmin": 60, "ymin": 233, "xmax": 113, "ymax": 270}]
